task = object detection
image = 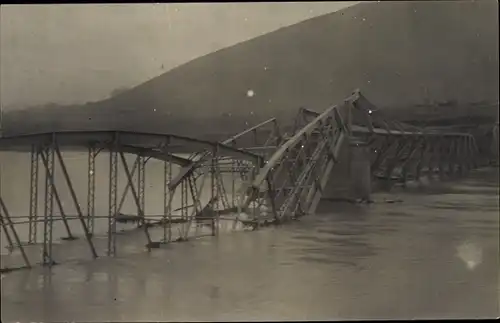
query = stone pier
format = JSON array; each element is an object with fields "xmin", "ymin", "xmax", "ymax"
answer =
[{"xmin": 322, "ymin": 137, "xmax": 371, "ymax": 202}]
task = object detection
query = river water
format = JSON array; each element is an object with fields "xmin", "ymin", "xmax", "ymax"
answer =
[{"xmin": 1, "ymin": 152, "xmax": 499, "ymax": 321}]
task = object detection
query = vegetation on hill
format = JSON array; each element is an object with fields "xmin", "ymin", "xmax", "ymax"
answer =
[{"xmin": 3, "ymin": 1, "xmax": 498, "ymax": 139}]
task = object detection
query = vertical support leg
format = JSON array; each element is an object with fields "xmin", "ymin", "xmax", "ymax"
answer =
[
  {"xmin": 383, "ymin": 138, "xmax": 407, "ymax": 190},
  {"xmin": 462, "ymin": 136, "xmax": 470, "ymax": 173},
  {"xmin": 163, "ymin": 159, "xmax": 171, "ymax": 243},
  {"xmin": 400, "ymin": 138, "xmax": 421, "ymax": 186},
  {"xmin": 108, "ymin": 144, "xmax": 118, "ymax": 257},
  {"xmin": 0, "ymin": 212, "xmax": 14, "ymax": 252},
  {"xmin": 462, "ymin": 137, "xmax": 469, "ymax": 172},
  {"xmin": 0, "ymin": 168, "xmax": 14, "ymax": 252},
  {"xmin": 0, "ymin": 197, "xmax": 31, "ymax": 268},
  {"xmin": 87, "ymin": 146, "xmax": 96, "ymax": 236},
  {"xmin": 181, "ymin": 179, "xmax": 188, "ymax": 238},
  {"xmin": 465, "ymin": 136, "xmax": 473, "ymax": 169},
  {"xmin": 28, "ymin": 145, "xmax": 39, "ymax": 244},
  {"xmin": 470, "ymin": 136, "xmax": 481, "ymax": 169},
  {"xmin": 40, "ymin": 149, "xmax": 74, "ymax": 240},
  {"xmin": 415, "ymin": 139, "xmax": 428, "ymax": 181},
  {"xmin": 468, "ymin": 136, "xmax": 478, "ymax": 169},
  {"xmin": 187, "ymin": 172, "xmax": 208, "ymax": 237},
  {"xmin": 447, "ymin": 138, "xmax": 456, "ymax": 178},
  {"xmin": 428, "ymin": 139, "xmax": 441, "ymax": 179},
  {"xmin": 168, "ymin": 166, "xmax": 174, "ymax": 242},
  {"xmin": 443, "ymin": 138, "xmax": 453, "ymax": 178},
  {"xmin": 231, "ymin": 159, "xmax": 236, "ymax": 209},
  {"xmin": 401, "ymin": 163, "xmax": 408, "ymax": 187},
  {"xmin": 209, "ymin": 154, "xmax": 217, "ymax": 236},
  {"xmin": 266, "ymin": 174, "xmax": 279, "ymax": 224},
  {"xmin": 186, "ymin": 175, "xmax": 198, "ymax": 235},
  {"xmin": 463, "ymin": 136, "xmax": 472, "ymax": 172},
  {"xmin": 117, "ymin": 156, "xmax": 140, "ymax": 214},
  {"xmin": 137, "ymin": 155, "xmax": 146, "ymax": 228},
  {"xmin": 213, "ymin": 146, "xmax": 221, "ymax": 236},
  {"xmin": 371, "ymin": 137, "xmax": 397, "ymax": 175},
  {"xmin": 118, "ymin": 151, "xmax": 152, "ymax": 250},
  {"xmin": 384, "ymin": 159, "xmax": 397, "ymax": 190},
  {"xmin": 55, "ymin": 146, "xmax": 98, "ymax": 258},
  {"xmin": 471, "ymin": 136, "xmax": 478, "ymax": 169},
  {"xmin": 41, "ymin": 144, "xmax": 55, "ymax": 266},
  {"xmin": 438, "ymin": 138, "xmax": 447, "ymax": 180},
  {"xmin": 216, "ymin": 167, "xmax": 230, "ymax": 210},
  {"xmin": 251, "ymin": 164, "xmax": 259, "ymax": 228},
  {"xmin": 451, "ymin": 137, "xmax": 460, "ymax": 177},
  {"xmin": 425, "ymin": 140, "xmax": 434, "ymax": 179},
  {"xmin": 210, "ymin": 151, "xmax": 217, "ymax": 236},
  {"xmin": 52, "ymin": 178, "xmax": 74, "ymax": 239},
  {"xmin": 0, "ymin": 221, "xmax": 15, "ymax": 254},
  {"xmin": 456, "ymin": 137, "xmax": 465, "ymax": 176}
]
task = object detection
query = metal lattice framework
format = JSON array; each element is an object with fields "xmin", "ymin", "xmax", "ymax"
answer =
[{"xmin": 0, "ymin": 90, "xmax": 484, "ymax": 271}]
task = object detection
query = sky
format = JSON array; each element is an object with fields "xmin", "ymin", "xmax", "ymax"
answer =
[{"xmin": 0, "ymin": 2, "xmax": 358, "ymax": 110}]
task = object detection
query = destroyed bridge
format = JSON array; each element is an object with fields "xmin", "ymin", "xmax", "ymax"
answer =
[{"xmin": 0, "ymin": 90, "xmax": 493, "ymax": 271}]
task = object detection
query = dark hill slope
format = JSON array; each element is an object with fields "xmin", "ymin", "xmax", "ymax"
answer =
[{"xmin": 4, "ymin": 0, "xmax": 498, "ymax": 140}]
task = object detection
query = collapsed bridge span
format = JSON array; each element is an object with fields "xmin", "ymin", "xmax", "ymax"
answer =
[{"xmin": 0, "ymin": 90, "xmax": 482, "ymax": 271}]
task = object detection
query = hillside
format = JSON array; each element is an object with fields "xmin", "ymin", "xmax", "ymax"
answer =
[{"xmin": 3, "ymin": 0, "xmax": 499, "ymax": 140}]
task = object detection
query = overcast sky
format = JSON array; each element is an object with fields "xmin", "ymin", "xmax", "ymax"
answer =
[{"xmin": 0, "ymin": 2, "xmax": 357, "ymax": 109}]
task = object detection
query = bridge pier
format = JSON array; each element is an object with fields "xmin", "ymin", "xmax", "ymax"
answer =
[
  {"xmin": 322, "ymin": 137, "xmax": 371, "ymax": 202},
  {"xmin": 350, "ymin": 139, "xmax": 372, "ymax": 200}
]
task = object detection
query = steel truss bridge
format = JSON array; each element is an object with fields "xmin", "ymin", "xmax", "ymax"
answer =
[{"xmin": 0, "ymin": 90, "xmax": 485, "ymax": 271}]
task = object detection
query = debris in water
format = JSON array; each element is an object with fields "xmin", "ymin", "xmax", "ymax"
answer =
[
  {"xmin": 384, "ymin": 198, "xmax": 403, "ymax": 204},
  {"xmin": 146, "ymin": 241, "xmax": 162, "ymax": 249}
]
